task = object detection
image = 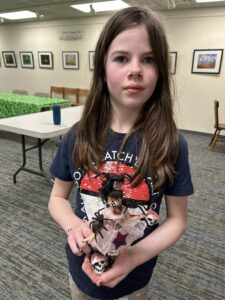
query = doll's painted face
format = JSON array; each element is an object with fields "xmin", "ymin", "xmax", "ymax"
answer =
[
  {"xmin": 105, "ymin": 25, "xmax": 158, "ymax": 114},
  {"xmin": 108, "ymin": 194, "xmax": 123, "ymax": 214}
]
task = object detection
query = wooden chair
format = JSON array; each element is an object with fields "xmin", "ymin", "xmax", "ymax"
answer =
[
  {"xmin": 50, "ymin": 86, "xmax": 64, "ymax": 99},
  {"xmin": 64, "ymin": 87, "xmax": 78, "ymax": 106},
  {"xmin": 209, "ymin": 100, "xmax": 225, "ymax": 149},
  {"xmin": 77, "ymin": 88, "xmax": 89, "ymax": 105}
]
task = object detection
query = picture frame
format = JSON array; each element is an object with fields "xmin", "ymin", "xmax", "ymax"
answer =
[
  {"xmin": 19, "ymin": 51, "xmax": 34, "ymax": 68},
  {"xmin": 89, "ymin": 51, "xmax": 95, "ymax": 70},
  {"xmin": 191, "ymin": 49, "xmax": 223, "ymax": 74},
  {"xmin": 169, "ymin": 51, "xmax": 177, "ymax": 74},
  {"xmin": 62, "ymin": 51, "xmax": 79, "ymax": 69},
  {"xmin": 38, "ymin": 51, "xmax": 53, "ymax": 69},
  {"xmin": 2, "ymin": 51, "xmax": 17, "ymax": 67}
]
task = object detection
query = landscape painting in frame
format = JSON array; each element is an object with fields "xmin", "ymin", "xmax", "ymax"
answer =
[
  {"xmin": 20, "ymin": 52, "xmax": 34, "ymax": 68},
  {"xmin": 38, "ymin": 51, "xmax": 53, "ymax": 69},
  {"xmin": 62, "ymin": 51, "xmax": 79, "ymax": 69},
  {"xmin": 169, "ymin": 52, "xmax": 177, "ymax": 74},
  {"xmin": 192, "ymin": 49, "xmax": 223, "ymax": 74},
  {"xmin": 2, "ymin": 51, "xmax": 17, "ymax": 67}
]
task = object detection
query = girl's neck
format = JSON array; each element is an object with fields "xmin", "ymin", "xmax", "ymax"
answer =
[{"xmin": 110, "ymin": 105, "xmax": 140, "ymax": 134}]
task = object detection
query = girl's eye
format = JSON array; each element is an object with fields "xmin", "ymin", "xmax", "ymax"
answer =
[
  {"xmin": 115, "ymin": 56, "xmax": 128, "ymax": 63},
  {"xmin": 143, "ymin": 56, "xmax": 155, "ymax": 64}
]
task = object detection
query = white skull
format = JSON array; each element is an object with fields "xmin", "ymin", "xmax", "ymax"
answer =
[{"xmin": 91, "ymin": 252, "xmax": 107, "ymax": 275}]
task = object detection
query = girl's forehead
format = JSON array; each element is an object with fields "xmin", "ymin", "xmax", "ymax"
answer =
[
  {"xmin": 107, "ymin": 25, "xmax": 151, "ymax": 52},
  {"xmin": 114, "ymin": 25, "xmax": 148, "ymax": 41}
]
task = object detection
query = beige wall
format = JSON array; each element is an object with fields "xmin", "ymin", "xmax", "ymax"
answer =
[
  {"xmin": 0, "ymin": 8, "xmax": 225, "ymax": 134},
  {"xmin": 163, "ymin": 7, "xmax": 225, "ymax": 134},
  {"xmin": 0, "ymin": 16, "xmax": 107, "ymax": 93}
]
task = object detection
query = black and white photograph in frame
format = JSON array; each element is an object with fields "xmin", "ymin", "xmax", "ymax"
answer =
[
  {"xmin": 2, "ymin": 51, "xmax": 17, "ymax": 67},
  {"xmin": 20, "ymin": 52, "xmax": 34, "ymax": 68},
  {"xmin": 169, "ymin": 52, "xmax": 177, "ymax": 74},
  {"xmin": 191, "ymin": 49, "xmax": 223, "ymax": 74},
  {"xmin": 62, "ymin": 51, "xmax": 79, "ymax": 69},
  {"xmin": 38, "ymin": 51, "xmax": 53, "ymax": 69}
]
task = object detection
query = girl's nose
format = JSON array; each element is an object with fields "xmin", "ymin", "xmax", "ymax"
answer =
[
  {"xmin": 128, "ymin": 70, "xmax": 142, "ymax": 79},
  {"xmin": 128, "ymin": 61, "xmax": 142, "ymax": 79}
]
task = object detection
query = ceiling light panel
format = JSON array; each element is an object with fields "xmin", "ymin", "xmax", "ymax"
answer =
[
  {"xmin": 0, "ymin": 10, "xmax": 37, "ymax": 20},
  {"xmin": 195, "ymin": 0, "xmax": 225, "ymax": 3},
  {"xmin": 71, "ymin": 0, "xmax": 129, "ymax": 13}
]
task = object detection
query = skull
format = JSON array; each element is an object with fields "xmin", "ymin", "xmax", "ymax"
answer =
[{"xmin": 91, "ymin": 252, "xmax": 107, "ymax": 275}]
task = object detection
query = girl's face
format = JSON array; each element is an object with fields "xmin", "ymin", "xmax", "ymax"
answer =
[{"xmin": 105, "ymin": 25, "xmax": 159, "ymax": 113}]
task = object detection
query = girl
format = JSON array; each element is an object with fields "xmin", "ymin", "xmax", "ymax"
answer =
[{"xmin": 49, "ymin": 6, "xmax": 194, "ymax": 300}]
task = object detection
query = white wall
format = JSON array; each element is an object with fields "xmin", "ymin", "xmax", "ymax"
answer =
[
  {"xmin": 0, "ymin": 8, "xmax": 225, "ymax": 134},
  {"xmin": 0, "ymin": 16, "xmax": 107, "ymax": 93}
]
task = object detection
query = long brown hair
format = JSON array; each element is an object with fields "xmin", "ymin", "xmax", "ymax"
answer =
[{"xmin": 74, "ymin": 6, "xmax": 178, "ymax": 188}]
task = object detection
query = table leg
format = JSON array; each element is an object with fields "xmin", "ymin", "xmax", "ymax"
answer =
[{"xmin": 13, "ymin": 135, "xmax": 52, "ymax": 185}]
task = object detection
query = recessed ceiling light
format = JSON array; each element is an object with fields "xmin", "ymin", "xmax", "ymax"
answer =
[
  {"xmin": 71, "ymin": 0, "xmax": 129, "ymax": 13},
  {"xmin": 0, "ymin": 10, "xmax": 37, "ymax": 20},
  {"xmin": 195, "ymin": 0, "xmax": 225, "ymax": 3}
]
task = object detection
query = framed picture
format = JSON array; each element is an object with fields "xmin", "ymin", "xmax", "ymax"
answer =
[
  {"xmin": 62, "ymin": 51, "xmax": 79, "ymax": 69},
  {"xmin": 169, "ymin": 52, "xmax": 177, "ymax": 74},
  {"xmin": 89, "ymin": 51, "xmax": 95, "ymax": 70},
  {"xmin": 38, "ymin": 51, "xmax": 53, "ymax": 69},
  {"xmin": 19, "ymin": 51, "xmax": 34, "ymax": 68},
  {"xmin": 2, "ymin": 51, "xmax": 17, "ymax": 67},
  {"xmin": 191, "ymin": 49, "xmax": 223, "ymax": 74}
]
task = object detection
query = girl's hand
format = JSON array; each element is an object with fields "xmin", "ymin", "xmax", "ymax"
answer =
[
  {"xmin": 67, "ymin": 221, "xmax": 94, "ymax": 256},
  {"xmin": 82, "ymin": 248, "xmax": 136, "ymax": 287}
]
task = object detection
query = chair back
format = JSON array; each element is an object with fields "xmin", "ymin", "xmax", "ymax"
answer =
[
  {"xmin": 214, "ymin": 100, "xmax": 219, "ymax": 128},
  {"xmin": 50, "ymin": 86, "xmax": 64, "ymax": 99},
  {"xmin": 34, "ymin": 92, "xmax": 50, "ymax": 97},
  {"xmin": 13, "ymin": 90, "xmax": 28, "ymax": 95},
  {"xmin": 77, "ymin": 88, "xmax": 89, "ymax": 105},
  {"xmin": 64, "ymin": 87, "xmax": 78, "ymax": 106}
]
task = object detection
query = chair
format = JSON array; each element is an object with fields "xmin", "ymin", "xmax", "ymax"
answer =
[
  {"xmin": 50, "ymin": 86, "xmax": 64, "ymax": 99},
  {"xmin": 12, "ymin": 89, "xmax": 28, "ymax": 95},
  {"xmin": 209, "ymin": 100, "xmax": 225, "ymax": 150},
  {"xmin": 64, "ymin": 87, "xmax": 78, "ymax": 106},
  {"xmin": 34, "ymin": 92, "xmax": 50, "ymax": 97},
  {"xmin": 77, "ymin": 88, "xmax": 89, "ymax": 105}
]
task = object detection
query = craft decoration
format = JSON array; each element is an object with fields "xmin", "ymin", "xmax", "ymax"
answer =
[{"xmin": 83, "ymin": 172, "xmax": 159, "ymax": 274}]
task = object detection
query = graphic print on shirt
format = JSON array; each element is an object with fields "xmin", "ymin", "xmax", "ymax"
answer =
[{"xmin": 73, "ymin": 160, "xmax": 159, "ymax": 222}]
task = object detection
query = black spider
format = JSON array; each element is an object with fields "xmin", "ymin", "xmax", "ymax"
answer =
[{"xmin": 89, "ymin": 208, "xmax": 112, "ymax": 241}]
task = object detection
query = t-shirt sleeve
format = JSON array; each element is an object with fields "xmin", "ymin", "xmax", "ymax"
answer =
[
  {"xmin": 165, "ymin": 135, "xmax": 194, "ymax": 196},
  {"xmin": 49, "ymin": 130, "xmax": 75, "ymax": 181}
]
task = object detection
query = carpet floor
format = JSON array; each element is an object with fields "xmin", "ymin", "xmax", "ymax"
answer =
[{"xmin": 0, "ymin": 130, "xmax": 224, "ymax": 300}]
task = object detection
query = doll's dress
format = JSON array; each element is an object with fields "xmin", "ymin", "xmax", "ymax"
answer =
[{"xmin": 94, "ymin": 208, "xmax": 146, "ymax": 256}]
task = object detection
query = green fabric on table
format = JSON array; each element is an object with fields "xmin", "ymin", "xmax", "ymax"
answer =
[{"xmin": 0, "ymin": 92, "xmax": 71, "ymax": 118}]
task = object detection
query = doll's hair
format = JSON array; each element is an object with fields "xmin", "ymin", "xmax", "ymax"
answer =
[{"xmin": 73, "ymin": 6, "xmax": 178, "ymax": 187}]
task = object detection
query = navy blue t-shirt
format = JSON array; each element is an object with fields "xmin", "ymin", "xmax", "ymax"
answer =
[{"xmin": 50, "ymin": 128, "xmax": 194, "ymax": 300}]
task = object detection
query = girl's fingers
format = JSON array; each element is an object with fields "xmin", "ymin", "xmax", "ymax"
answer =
[
  {"xmin": 96, "ymin": 266, "xmax": 121, "ymax": 287},
  {"xmin": 68, "ymin": 236, "xmax": 83, "ymax": 256},
  {"xmin": 79, "ymin": 241, "xmax": 91, "ymax": 254},
  {"xmin": 68, "ymin": 221, "xmax": 93, "ymax": 255}
]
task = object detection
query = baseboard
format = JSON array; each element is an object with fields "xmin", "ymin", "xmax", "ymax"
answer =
[{"xmin": 179, "ymin": 129, "xmax": 225, "ymax": 140}]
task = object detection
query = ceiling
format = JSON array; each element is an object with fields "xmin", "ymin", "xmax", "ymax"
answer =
[{"xmin": 1, "ymin": 0, "xmax": 225, "ymax": 24}]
